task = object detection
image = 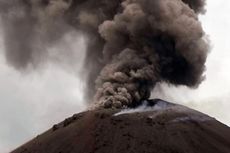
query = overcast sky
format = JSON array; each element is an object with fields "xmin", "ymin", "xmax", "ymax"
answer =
[{"xmin": 0, "ymin": 1, "xmax": 230, "ymax": 152}]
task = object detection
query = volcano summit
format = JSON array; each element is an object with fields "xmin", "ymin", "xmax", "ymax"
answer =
[{"xmin": 11, "ymin": 100, "xmax": 230, "ymax": 153}]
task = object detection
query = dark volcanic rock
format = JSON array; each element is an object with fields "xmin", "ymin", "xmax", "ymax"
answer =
[{"xmin": 11, "ymin": 100, "xmax": 230, "ymax": 153}]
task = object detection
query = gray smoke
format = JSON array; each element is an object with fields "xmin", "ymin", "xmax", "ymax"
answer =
[
  {"xmin": 0, "ymin": 0, "xmax": 209, "ymax": 108},
  {"xmin": 0, "ymin": 0, "xmax": 74, "ymax": 69}
]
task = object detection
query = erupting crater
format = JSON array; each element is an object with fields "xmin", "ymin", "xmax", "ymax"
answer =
[{"xmin": 11, "ymin": 99, "xmax": 230, "ymax": 153}]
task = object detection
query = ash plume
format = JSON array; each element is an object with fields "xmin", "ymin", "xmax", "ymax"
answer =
[
  {"xmin": 0, "ymin": 0, "xmax": 73, "ymax": 69},
  {"xmin": 0, "ymin": 0, "xmax": 208, "ymax": 108}
]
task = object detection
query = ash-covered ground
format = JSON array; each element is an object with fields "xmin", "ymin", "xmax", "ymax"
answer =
[{"xmin": 11, "ymin": 99, "xmax": 230, "ymax": 153}]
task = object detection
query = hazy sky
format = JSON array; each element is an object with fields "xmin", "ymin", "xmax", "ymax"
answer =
[{"xmin": 0, "ymin": 1, "xmax": 230, "ymax": 152}]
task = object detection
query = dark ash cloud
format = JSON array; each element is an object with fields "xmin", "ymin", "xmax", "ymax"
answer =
[{"xmin": 0, "ymin": 0, "xmax": 209, "ymax": 108}]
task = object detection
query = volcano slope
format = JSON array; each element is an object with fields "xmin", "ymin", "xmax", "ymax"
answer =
[{"xmin": 11, "ymin": 99, "xmax": 230, "ymax": 153}]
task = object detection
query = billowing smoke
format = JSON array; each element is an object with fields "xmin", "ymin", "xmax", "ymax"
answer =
[
  {"xmin": 0, "ymin": 0, "xmax": 74, "ymax": 69},
  {"xmin": 0, "ymin": 0, "xmax": 208, "ymax": 108}
]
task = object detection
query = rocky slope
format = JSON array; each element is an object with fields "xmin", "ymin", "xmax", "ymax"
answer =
[{"xmin": 11, "ymin": 99, "xmax": 230, "ymax": 153}]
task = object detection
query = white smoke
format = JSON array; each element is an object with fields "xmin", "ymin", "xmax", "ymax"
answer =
[{"xmin": 114, "ymin": 99, "xmax": 214, "ymax": 123}]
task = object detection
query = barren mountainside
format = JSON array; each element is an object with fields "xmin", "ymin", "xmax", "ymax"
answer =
[{"xmin": 11, "ymin": 100, "xmax": 230, "ymax": 153}]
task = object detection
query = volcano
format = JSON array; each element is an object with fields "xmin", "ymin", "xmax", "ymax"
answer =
[{"xmin": 11, "ymin": 99, "xmax": 230, "ymax": 153}]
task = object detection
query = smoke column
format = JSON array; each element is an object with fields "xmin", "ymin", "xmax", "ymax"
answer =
[{"xmin": 0, "ymin": 0, "xmax": 208, "ymax": 108}]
